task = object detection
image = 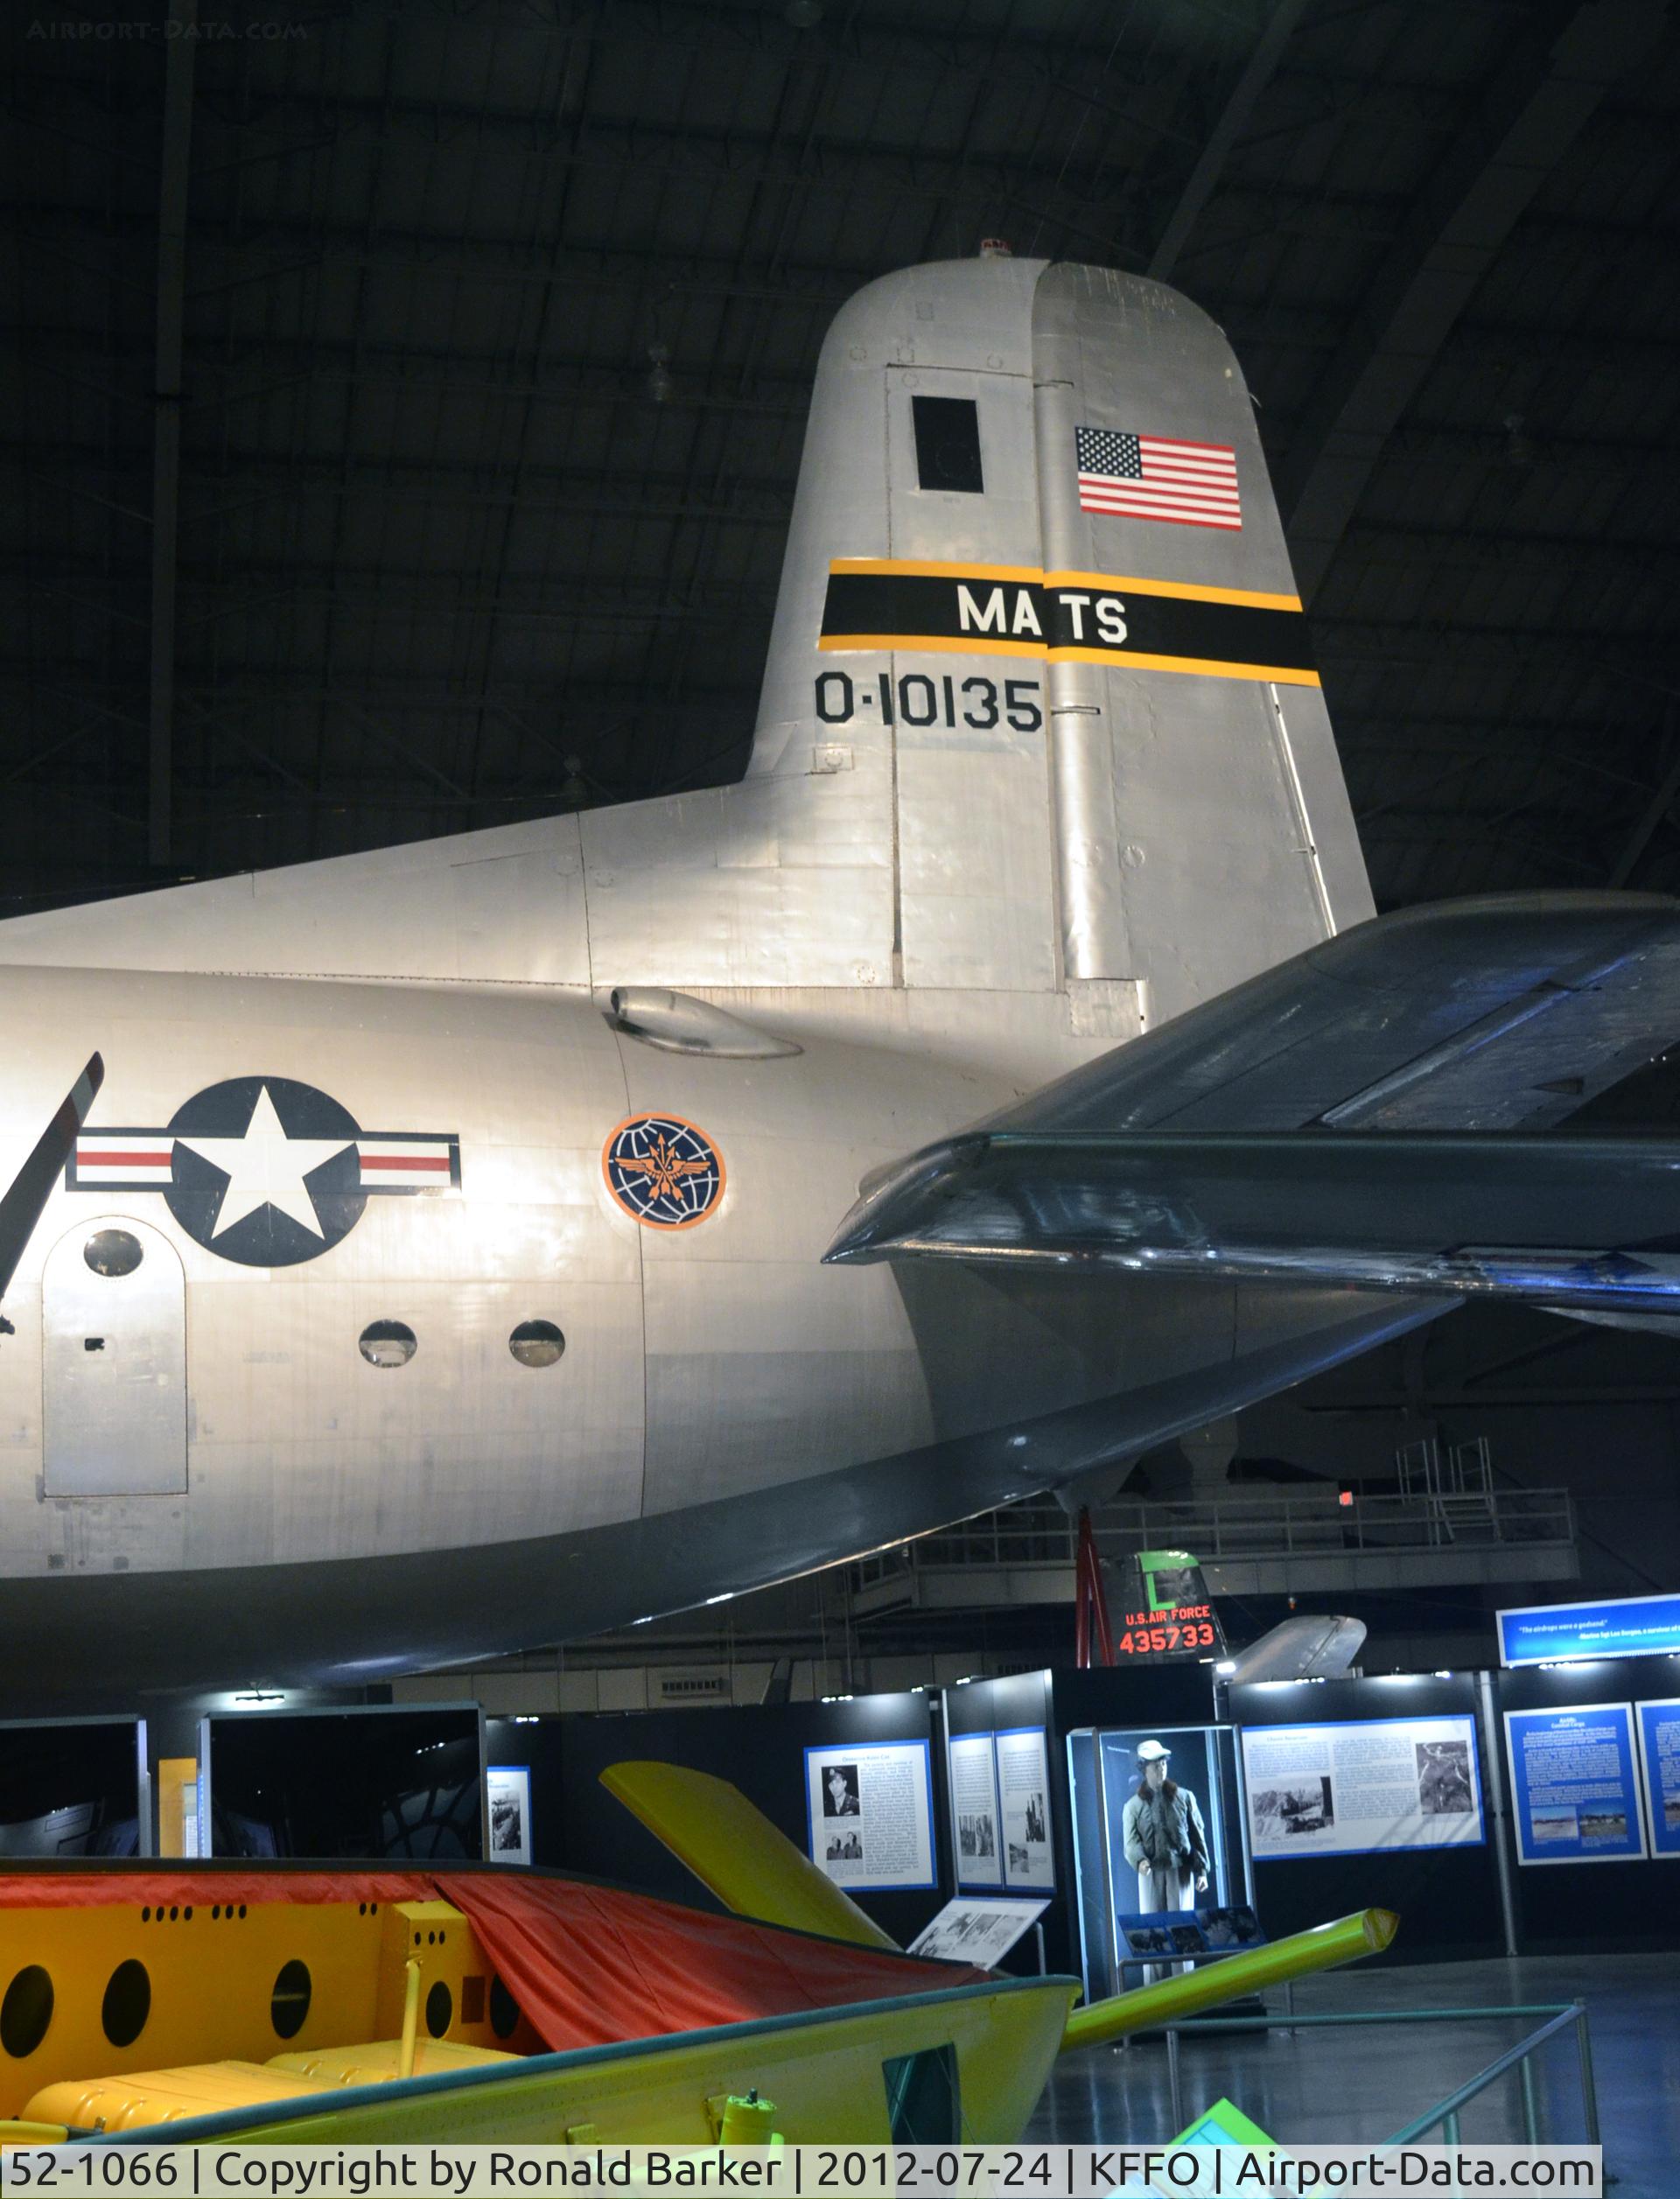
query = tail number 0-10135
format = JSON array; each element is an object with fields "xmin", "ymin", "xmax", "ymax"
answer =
[{"xmin": 816, "ymin": 669, "xmax": 1042, "ymax": 732}]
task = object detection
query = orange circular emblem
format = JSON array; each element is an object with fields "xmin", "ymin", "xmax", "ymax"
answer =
[{"xmin": 602, "ymin": 1113, "xmax": 726, "ymax": 1229}]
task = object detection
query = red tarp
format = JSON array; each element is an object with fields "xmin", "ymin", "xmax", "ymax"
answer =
[
  {"xmin": 445, "ymin": 1873, "xmax": 984, "ymax": 2052},
  {"xmin": 0, "ymin": 1872, "xmax": 983, "ymax": 2053}
]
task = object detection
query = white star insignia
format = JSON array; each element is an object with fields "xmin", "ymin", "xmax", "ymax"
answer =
[{"xmin": 176, "ymin": 1083, "xmax": 354, "ymax": 1241}]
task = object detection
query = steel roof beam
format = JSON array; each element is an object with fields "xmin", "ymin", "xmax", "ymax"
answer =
[
  {"xmin": 1606, "ymin": 707, "xmax": 1680, "ymax": 886},
  {"xmin": 1275, "ymin": 0, "xmax": 1668, "ymax": 604},
  {"xmin": 1149, "ymin": 0, "xmax": 1311, "ymax": 280},
  {"xmin": 146, "ymin": 0, "xmax": 195, "ymax": 869}
]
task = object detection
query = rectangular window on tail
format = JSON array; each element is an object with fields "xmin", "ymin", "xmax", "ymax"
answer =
[
  {"xmin": 913, "ymin": 396, "xmax": 984, "ymax": 494},
  {"xmin": 882, "ymin": 2042, "xmax": 961, "ymax": 2142}
]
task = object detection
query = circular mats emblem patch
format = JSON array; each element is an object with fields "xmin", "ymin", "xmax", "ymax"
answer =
[{"xmin": 603, "ymin": 1114, "xmax": 726, "ymax": 1230}]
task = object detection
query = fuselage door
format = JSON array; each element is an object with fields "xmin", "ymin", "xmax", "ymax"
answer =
[{"xmin": 42, "ymin": 1217, "xmax": 187, "ymax": 1496}]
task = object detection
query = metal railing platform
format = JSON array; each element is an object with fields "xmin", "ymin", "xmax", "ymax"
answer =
[{"xmin": 849, "ymin": 1486, "xmax": 1578, "ymax": 1613}]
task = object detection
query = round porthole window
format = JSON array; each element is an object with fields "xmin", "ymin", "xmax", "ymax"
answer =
[
  {"xmin": 2, "ymin": 1966, "xmax": 53, "ymax": 2059},
  {"xmin": 270, "ymin": 1959, "xmax": 312, "ymax": 2039},
  {"xmin": 101, "ymin": 1959, "xmax": 150, "ymax": 2048},
  {"xmin": 84, "ymin": 1229, "xmax": 144, "ymax": 1278},
  {"xmin": 489, "ymin": 1976, "xmax": 520, "ymax": 2041},
  {"xmin": 358, "ymin": 1320, "xmax": 416, "ymax": 1369},
  {"xmin": 508, "ymin": 1319, "xmax": 565, "ymax": 1369}
]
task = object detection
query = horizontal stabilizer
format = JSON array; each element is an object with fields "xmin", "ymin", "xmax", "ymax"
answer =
[
  {"xmin": 1226, "ymin": 1615, "xmax": 1368, "ymax": 1684},
  {"xmin": 984, "ymin": 893, "xmax": 1680, "ymax": 1137},
  {"xmin": 824, "ymin": 1128, "xmax": 1680, "ymax": 1313},
  {"xmin": 599, "ymin": 1761, "xmax": 900, "ymax": 1951}
]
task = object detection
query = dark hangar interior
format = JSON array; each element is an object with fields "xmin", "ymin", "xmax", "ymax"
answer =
[{"xmin": 5, "ymin": 0, "xmax": 1680, "ymax": 1676}]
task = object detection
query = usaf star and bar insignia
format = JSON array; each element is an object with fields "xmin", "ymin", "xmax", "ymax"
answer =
[
  {"xmin": 67, "ymin": 1075, "xmax": 460, "ymax": 1268},
  {"xmin": 65, "ymin": 1079, "xmax": 730, "ymax": 1264}
]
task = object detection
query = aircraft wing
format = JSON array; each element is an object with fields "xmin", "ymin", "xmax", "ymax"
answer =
[
  {"xmin": 0, "ymin": 1053, "xmax": 103, "ymax": 1306},
  {"xmin": 825, "ymin": 895, "xmax": 1680, "ymax": 1312}
]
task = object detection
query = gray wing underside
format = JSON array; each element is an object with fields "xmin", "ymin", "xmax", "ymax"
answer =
[
  {"xmin": 1002, "ymin": 891, "xmax": 1680, "ymax": 1137},
  {"xmin": 827, "ymin": 894, "xmax": 1680, "ymax": 1313}
]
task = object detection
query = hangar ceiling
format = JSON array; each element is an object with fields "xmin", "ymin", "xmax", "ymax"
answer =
[{"xmin": 4, "ymin": 0, "xmax": 1677, "ymax": 918}]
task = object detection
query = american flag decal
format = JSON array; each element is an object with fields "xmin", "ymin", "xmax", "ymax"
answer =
[{"xmin": 1075, "ymin": 425, "xmax": 1242, "ymax": 531}]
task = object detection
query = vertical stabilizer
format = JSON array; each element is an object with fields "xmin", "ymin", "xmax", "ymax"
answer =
[{"xmin": 753, "ymin": 256, "xmax": 1373, "ymax": 1023}]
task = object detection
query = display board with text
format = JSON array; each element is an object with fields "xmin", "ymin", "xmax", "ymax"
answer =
[
  {"xmin": 995, "ymin": 1726, "xmax": 1055, "ymax": 1891},
  {"xmin": 804, "ymin": 1738, "xmax": 937, "ymax": 1891},
  {"xmin": 1241, "ymin": 1714, "xmax": 1484, "ymax": 1859},
  {"xmin": 486, "ymin": 1765, "xmax": 531, "ymax": 1866},
  {"xmin": 1636, "ymin": 1698, "xmax": 1680, "ymax": 1859},
  {"xmin": 948, "ymin": 1729, "xmax": 1003, "ymax": 1888},
  {"xmin": 1497, "ymin": 1592, "xmax": 1680, "ymax": 1668},
  {"xmin": 907, "ymin": 1895, "xmax": 1048, "ymax": 1966},
  {"xmin": 1503, "ymin": 1701, "xmax": 1646, "ymax": 1864}
]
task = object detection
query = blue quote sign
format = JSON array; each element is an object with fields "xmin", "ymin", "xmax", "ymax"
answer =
[
  {"xmin": 1504, "ymin": 1702, "xmax": 1646, "ymax": 1865},
  {"xmin": 1636, "ymin": 1698, "xmax": 1680, "ymax": 1860},
  {"xmin": 1498, "ymin": 1591, "xmax": 1680, "ymax": 1668}
]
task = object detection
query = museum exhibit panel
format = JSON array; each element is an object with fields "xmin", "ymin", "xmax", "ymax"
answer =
[{"xmin": 4, "ymin": 0, "xmax": 1679, "ymax": 2159}]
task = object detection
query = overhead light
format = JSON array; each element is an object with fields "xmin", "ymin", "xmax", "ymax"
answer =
[
  {"xmin": 704, "ymin": 1592, "xmax": 734, "ymax": 1606},
  {"xmin": 234, "ymin": 1690, "xmax": 285, "ymax": 1705},
  {"xmin": 1214, "ymin": 1660, "xmax": 1237, "ymax": 1677}
]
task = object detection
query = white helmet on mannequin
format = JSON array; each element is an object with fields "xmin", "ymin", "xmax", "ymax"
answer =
[{"xmin": 1136, "ymin": 1739, "xmax": 1172, "ymax": 1762}]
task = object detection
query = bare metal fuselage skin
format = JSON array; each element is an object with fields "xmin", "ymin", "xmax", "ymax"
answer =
[
  {"xmin": 0, "ymin": 258, "xmax": 1407, "ymax": 1695},
  {"xmin": 0, "ymin": 961, "xmax": 1418, "ymax": 1694}
]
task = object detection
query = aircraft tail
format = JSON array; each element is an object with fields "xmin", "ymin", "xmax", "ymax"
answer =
[
  {"xmin": 0, "ymin": 255, "xmax": 1371, "ymax": 1015},
  {"xmin": 750, "ymin": 254, "xmax": 1373, "ymax": 1027}
]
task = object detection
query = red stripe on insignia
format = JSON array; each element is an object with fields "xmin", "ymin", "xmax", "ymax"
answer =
[
  {"xmin": 360, "ymin": 1154, "xmax": 451, "ymax": 1172},
  {"xmin": 78, "ymin": 1148, "xmax": 172, "ymax": 1166}
]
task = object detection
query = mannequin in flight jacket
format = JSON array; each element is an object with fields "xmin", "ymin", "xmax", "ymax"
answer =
[{"xmin": 1122, "ymin": 1738, "xmax": 1211, "ymax": 1915}]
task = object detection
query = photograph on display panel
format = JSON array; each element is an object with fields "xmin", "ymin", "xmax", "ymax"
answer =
[
  {"xmin": 486, "ymin": 1764, "xmax": 531, "ymax": 1867},
  {"xmin": 804, "ymin": 1739, "xmax": 937, "ymax": 1891},
  {"xmin": 1242, "ymin": 1715, "xmax": 1485, "ymax": 1860},
  {"xmin": 907, "ymin": 1895, "xmax": 1049, "ymax": 1967}
]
